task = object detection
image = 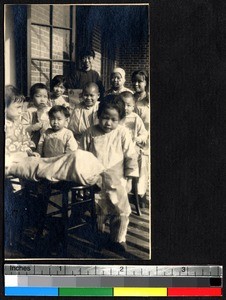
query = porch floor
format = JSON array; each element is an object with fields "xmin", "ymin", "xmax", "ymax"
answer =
[{"xmin": 5, "ymin": 204, "xmax": 150, "ymax": 260}]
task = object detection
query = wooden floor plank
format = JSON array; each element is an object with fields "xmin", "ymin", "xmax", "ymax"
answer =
[{"xmin": 5, "ymin": 205, "xmax": 151, "ymax": 259}]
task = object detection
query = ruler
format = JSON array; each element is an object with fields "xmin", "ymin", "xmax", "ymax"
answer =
[{"xmin": 4, "ymin": 264, "xmax": 223, "ymax": 297}]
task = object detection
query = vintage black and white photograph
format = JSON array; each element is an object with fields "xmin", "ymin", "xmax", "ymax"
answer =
[{"xmin": 4, "ymin": 4, "xmax": 150, "ymax": 260}]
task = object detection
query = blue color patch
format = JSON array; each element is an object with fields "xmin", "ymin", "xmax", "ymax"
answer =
[{"xmin": 5, "ymin": 287, "xmax": 58, "ymax": 296}]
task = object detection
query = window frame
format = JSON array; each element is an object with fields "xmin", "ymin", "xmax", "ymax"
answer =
[{"xmin": 27, "ymin": 4, "xmax": 74, "ymax": 95}]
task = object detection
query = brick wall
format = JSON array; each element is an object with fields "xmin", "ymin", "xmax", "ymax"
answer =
[
  {"xmin": 30, "ymin": 5, "xmax": 71, "ymax": 89},
  {"xmin": 115, "ymin": 38, "xmax": 150, "ymax": 90},
  {"xmin": 75, "ymin": 21, "xmax": 102, "ymax": 77},
  {"xmin": 29, "ymin": 5, "xmax": 149, "ymax": 93}
]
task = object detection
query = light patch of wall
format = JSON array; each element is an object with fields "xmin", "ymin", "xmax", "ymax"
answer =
[
  {"xmin": 4, "ymin": 6, "xmax": 16, "ymax": 86},
  {"xmin": 92, "ymin": 25, "xmax": 101, "ymax": 76}
]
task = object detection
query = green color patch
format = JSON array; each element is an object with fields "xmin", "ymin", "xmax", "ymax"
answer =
[{"xmin": 59, "ymin": 288, "xmax": 113, "ymax": 297}]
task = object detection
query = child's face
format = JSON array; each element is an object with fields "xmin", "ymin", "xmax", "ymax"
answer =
[
  {"xmin": 83, "ymin": 86, "xmax": 99, "ymax": 107},
  {"xmin": 33, "ymin": 88, "xmax": 48, "ymax": 108},
  {"xmin": 81, "ymin": 56, "xmax": 93, "ymax": 71},
  {"xmin": 111, "ymin": 73, "xmax": 125, "ymax": 89},
  {"xmin": 6, "ymin": 101, "xmax": 23, "ymax": 121},
  {"xmin": 99, "ymin": 108, "xmax": 120, "ymax": 133},
  {"xmin": 123, "ymin": 97, "xmax": 135, "ymax": 115},
  {"xmin": 49, "ymin": 111, "xmax": 67, "ymax": 131},
  {"xmin": 132, "ymin": 75, "xmax": 147, "ymax": 93},
  {"xmin": 53, "ymin": 83, "xmax": 65, "ymax": 97}
]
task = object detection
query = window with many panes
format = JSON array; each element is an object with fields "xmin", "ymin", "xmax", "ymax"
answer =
[{"xmin": 28, "ymin": 5, "xmax": 74, "ymax": 90}]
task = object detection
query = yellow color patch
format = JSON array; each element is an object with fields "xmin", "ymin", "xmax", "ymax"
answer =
[{"xmin": 114, "ymin": 287, "xmax": 167, "ymax": 297}]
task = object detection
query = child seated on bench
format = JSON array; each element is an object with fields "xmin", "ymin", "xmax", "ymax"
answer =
[
  {"xmin": 37, "ymin": 105, "xmax": 78, "ymax": 157},
  {"xmin": 5, "ymin": 85, "xmax": 39, "ymax": 174}
]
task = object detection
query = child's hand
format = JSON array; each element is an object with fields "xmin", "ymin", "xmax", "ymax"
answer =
[
  {"xmin": 31, "ymin": 122, "xmax": 43, "ymax": 131},
  {"xmin": 31, "ymin": 152, "xmax": 41, "ymax": 157},
  {"xmin": 27, "ymin": 149, "xmax": 40, "ymax": 157},
  {"xmin": 135, "ymin": 137, "xmax": 145, "ymax": 148}
]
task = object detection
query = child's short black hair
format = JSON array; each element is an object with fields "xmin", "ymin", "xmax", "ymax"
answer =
[
  {"xmin": 118, "ymin": 91, "xmax": 135, "ymax": 103},
  {"xmin": 48, "ymin": 105, "xmax": 70, "ymax": 119},
  {"xmin": 82, "ymin": 82, "xmax": 99, "ymax": 93},
  {"xmin": 80, "ymin": 47, "xmax": 95, "ymax": 59},
  {"xmin": 131, "ymin": 70, "xmax": 149, "ymax": 89},
  {"xmin": 30, "ymin": 83, "xmax": 48, "ymax": 100},
  {"xmin": 5, "ymin": 85, "xmax": 25, "ymax": 107},
  {"xmin": 50, "ymin": 75, "xmax": 66, "ymax": 91},
  {"xmin": 97, "ymin": 94, "xmax": 126, "ymax": 120}
]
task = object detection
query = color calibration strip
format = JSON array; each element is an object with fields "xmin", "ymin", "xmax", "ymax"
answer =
[
  {"xmin": 5, "ymin": 287, "xmax": 222, "ymax": 297},
  {"xmin": 5, "ymin": 265, "xmax": 223, "ymax": 297}
]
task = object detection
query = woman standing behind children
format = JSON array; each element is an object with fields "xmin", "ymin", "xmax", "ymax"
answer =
[
  {"xmin": 49, "ymin": 75, "xmax": 69, "ymax": 108},
  {"xmin": 105, "ymin": 68, "xmax": 133, "ymax": 96},
  {"xmin": 21, "ymin": 83, "xmax": 51, "ymax": 148},
  {"xmin": 66, "ymin": 48, "xmax": 105, "ymax": 97},
  {"xmin": 132, "ymin": 70, "xmax": 150, "ymax": 131},
  {"xmin": 68, "ymin": 82, "xmax": 100, "ymax": 141},
  {"xmin": 80, "ymin": 95, "xmax": 139, "ymax": 253},
  {"xmin": 37, "ymin": 105, "xmax": 78, "ymax": 157}
]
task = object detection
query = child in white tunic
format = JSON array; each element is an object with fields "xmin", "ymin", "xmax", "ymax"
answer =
[
  {"xmin": 37, "ymin": 105, "xmax": 78, "ymax": 254},
  {"xmin": 80, "ymin": 95, "xmax": 139, "ymax": 252},
  {"xmin": 21, "ymin": 83, "xmax": 51, "ymax": 148},
  {"xmin": 118, "ymin": 91, "xmax": 149, "ymax": 199},
  {"xmin": 37, "ymin": 105, "xmax": 78, "ymax": 157},
  {"xmin": 105, "ymin": 68, "xmax": 133, "ymax": 96},
  {"xmin": 131, "ymin": 70, "xmax": 150, "ymax": 131},
  {"xmin": 119, "ymin": 91, "xmax": 148, "ymax": 149},
  {"xmin": 68, "ymin": 82, "xmax": 100, "ymax": 141}
]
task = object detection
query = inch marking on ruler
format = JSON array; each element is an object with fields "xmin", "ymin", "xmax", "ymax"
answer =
[{"xmin": 4, "ymin": 265, "xmax": 223, "ymax": 278}]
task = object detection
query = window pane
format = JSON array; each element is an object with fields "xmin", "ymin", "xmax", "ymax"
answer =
[
  {"xmin": 31, "ymin": 25, "xmax": 50, "ymax": 59},
  {"xmin": 31, "ymin": 60, "xmax": 50, "ymax": 87},
  {"xmin": 52, "ymin": 28, "xmax": 70, "ymax": 60},
  {"xmin": 53, "ymin": 5, "xmax": 70, "ymax": 28},
  {"xmin": 52, "ymin": 62, "xmax": 70, "ymax": 79},
  {"xmin": 31, "ymin": 5, "xmax": 50, "ymax": 25}
]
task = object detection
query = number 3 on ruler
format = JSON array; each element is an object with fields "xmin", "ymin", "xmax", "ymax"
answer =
[{"xmin": 181, "ymin": 267, "xmax": 186, "ymax": 272}]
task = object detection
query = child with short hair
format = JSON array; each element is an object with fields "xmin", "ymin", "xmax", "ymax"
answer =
[
  {"xmin": 68, "ymin": 82, "xmax": 100, "ymax": 141},
  {"xmin": 131, "ymin": 70, "xmax": 149, "ymax": 131},
  {"xmin": 132, "ymin": 70, "xmax": 150, "ymax": 207},
  {"xmin": 5, "ymin": 86, "xmax": 40, "ymax": 247},
  {"xmin": 118, "ymin": 91, "xmax": 148, "ymax": 149},
  {"xmin": 36, "ymin": 105, "xmax": 78, "ymax": 254},
  {"xmin": 105, "ymin": 67, "xmax": 133, "ymax": 96},
  {"xmin": 21, "ymin": 83, "xmax": 51, "ymax": 147},
  {"xmin": 80, "ymin": 95, "xmax": 139, "ymax": 252},
  {"xmin": 50, "ymin": 75, "xmax": 69, "ymax": 108},
  {"xmin": 37, "ymin": 105, "xmax": 78, "ymax": 157},
  {"xmin": 5, "ymin": 85, "xmax": 39, "ymax": 161},
  {"xmin": 5, "ymin": 84, "xmax": 40, "ymax": 195},
  {"xmin": 118, "ymin": 91, "xmax": 149, "ymax": 201}
]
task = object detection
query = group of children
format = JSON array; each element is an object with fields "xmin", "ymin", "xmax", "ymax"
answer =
[{"xmin": 5, "ymin": 63, "xmax": 149, "ymax": 253}]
